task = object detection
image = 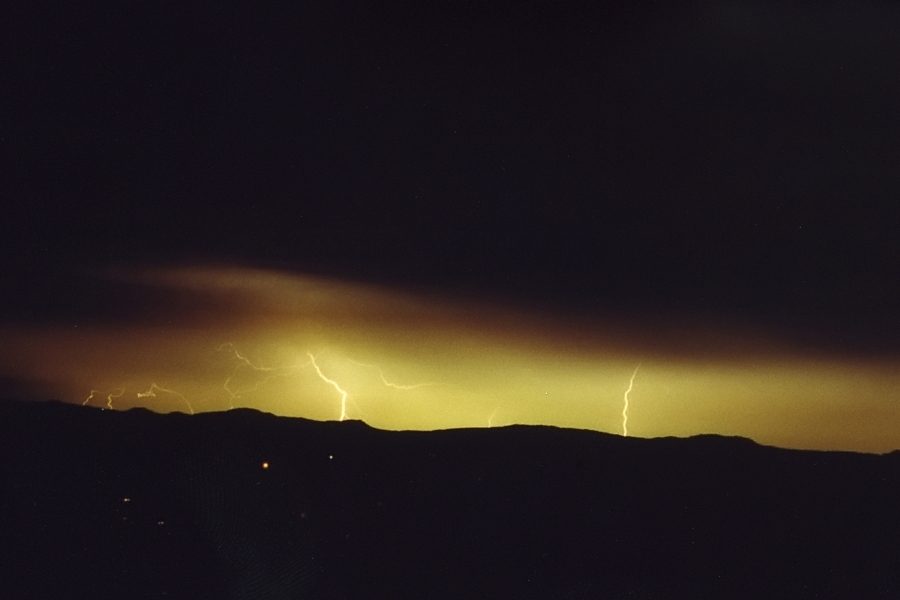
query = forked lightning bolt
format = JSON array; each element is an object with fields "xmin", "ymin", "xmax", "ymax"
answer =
[
  {"xmin": 137, "ymin": 383, "xmax": 194, "ymax": 415},
  {"xmin": 347, "ymin": 358, "xmax": 437, "ymax": 391},
  {"xmin": 307, "ymin": 353, "xmax": 350, "ymax": 421},
  {"xmin": 106, "ymin": 388, "xmax": 125, "ymax": 410},
  {"xmin": 83, "ymin": 388, "xmax": 122, "ymax": 409},
  {"xmin": 217, "ymin": 347, "xmax": 428, "ymax": 419},
  {"xmin": 80, "ymin": 345, "xmax": 429, "ymax": 422},
  {"xmin": 622, "ymin": 364, "xmax": 640, "ymax": 437},
  {"xmin": 218, "ymin": 343, "xmax": 310, "ymax": 408}
]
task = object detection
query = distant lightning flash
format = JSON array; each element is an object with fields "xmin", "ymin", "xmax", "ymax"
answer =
[
  {"xmin": 106, "ymin": 388, "xmax": 125, "ymax": 410},
  {"xmin": 218, "ymin": 343, "xmax": 310, "ymax": 409},
  {"xmin": 80, "ymin": 344, "xmax": 426, "ymax": 422},
  {"xmin": 307, "ymin": 352, "xmax": 350, "ymax": 421},
  {"xmin": 220, "ymin": 347, "xmax": 420, "ymax": 420},
  {"xmin": 83, "ymin": 390, "xmax": 100, "ymax": 406},
  {"xmin": 219, "ymin": 343, "xmax": 277, "ymax": 407},
  {"xmin": 622, "ymin": 364, "xmax": 640, "ymax": 437},
  {"xmin": 347, "ymin": 358, "xmax": 438, "ymax": 391},
  {"xmin": 137, "ymin": 383, "xmax": 194, "ymax": 415},
  {"xmin": 83, "ymin": 388, "xmax": 124, "ymax": 409}
]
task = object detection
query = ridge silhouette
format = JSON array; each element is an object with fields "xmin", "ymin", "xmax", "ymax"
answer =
[{"xmin": 1, "ymin": 399, "xmax": 897, "ymax": 599}]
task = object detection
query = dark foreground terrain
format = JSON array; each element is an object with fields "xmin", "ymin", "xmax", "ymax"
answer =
[{"xmin": 1, "ymin": 400, "xmax": 897, "ymax": 599}]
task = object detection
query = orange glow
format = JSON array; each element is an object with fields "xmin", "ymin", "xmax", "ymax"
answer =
[{"xmin": 0, "ymin": 265, "xmax": 896, "ymax": 453}]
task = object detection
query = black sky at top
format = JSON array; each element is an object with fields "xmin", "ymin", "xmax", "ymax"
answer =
[{"xmin": 2, "ymin": 1, "xmax": 898, "ymax": 352}]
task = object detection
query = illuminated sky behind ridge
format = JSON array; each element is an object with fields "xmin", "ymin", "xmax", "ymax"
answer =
[
  {"xmin": 1, "ymin": 266, "xmax": 896, "ymax": 453},
  {"xmin": 2, "ymin": 2, "xmax": 898, "ymax": 453}
]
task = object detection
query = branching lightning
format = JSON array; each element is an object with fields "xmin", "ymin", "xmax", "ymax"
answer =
[
  {"xmin": 106, "ymin": 388, "xmax": 125, "ymax": 410},
  {"xmin": 622, "ymin": 364, "xmax": 640, "ymax": 437},
  {"xmin": 217, "ymin": 343, "xmax": 310, "ymax": 409},
  {"xmin": 219, "ymin": 347, "xmax": 426, "ymax": 421},
  {"xmin": 347, "ymin": 358, "xmax": 437, "ymax": 391},
  {"xmin": 83, "ymin": 388, "xmax": 125, "ymax": 409},
  {"xmin": 77, "ymin": 343, "xmax": 433, "ymax": 424},
  {"xmin": 137, "ymin": 383, "xmax": 194, "ymax": 415},
  {"xmin": 307, "ymin": 352, "xmax": 350, "ymax": 421}
]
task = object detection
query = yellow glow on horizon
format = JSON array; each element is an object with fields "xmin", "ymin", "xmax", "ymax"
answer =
[{"xmin": 0, "ymin": 265, "xmax": 897, "ymax": 453}]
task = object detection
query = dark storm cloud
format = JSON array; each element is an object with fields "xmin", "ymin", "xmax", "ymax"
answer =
[
  {"xmin": 2, "ymin": 1, "xmax": 897, "ymax": 353},
  {"xmin": 0, "ymin": 264, "xmax": 257, "ymax": 330}
]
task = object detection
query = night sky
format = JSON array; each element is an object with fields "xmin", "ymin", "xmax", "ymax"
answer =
[{"xmin": 2, "ymin": 1, "xmax": 898, "ymax": 450}]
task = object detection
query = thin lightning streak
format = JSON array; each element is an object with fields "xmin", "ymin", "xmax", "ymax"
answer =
[
  {"xmin": 622, "ymin": 364, "xmax": 640, "ymax": 437},
  {"xmin": 307, "ymin": 352, "xmax": 349, "ymax": 421},
  {"xmin": 83, "ymin": 390, "xmax": 100, "ymax": 406},
  {"xmin": 217, "ymin": 343, "xmax": 310, "ymax": 409},
  {"xmin": 137, "ymin": 383, "xmax": 194, "ymax": 415},
  {"xmin": 106, "ymin": 388, "xmax": 125, "ymax": 410},
  {"xmin": 219, "ymin": 343, "xmax": 275, "ymax": 406},
  {"xmin": 487, "ymin": 407, "xmax": 500, "ymax": 428},
  {"xmin": 346, "ymin": 358, "xmax": 437, "ymax": 390}
]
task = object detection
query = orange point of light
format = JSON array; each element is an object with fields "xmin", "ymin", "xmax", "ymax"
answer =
[{"xmin": 261, "ymin": 461, "xmax": 270, "ymax": 470}]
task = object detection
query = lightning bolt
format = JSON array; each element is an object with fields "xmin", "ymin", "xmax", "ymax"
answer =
[
  {"xmin": 82, "ymin": 389, "xmax": 100, "ymax": 406},
  {"xmin": 136, "ymin": 383, "xmax": 194, "ymax": 415},
  {"xmin": 106, "ymin": 388, "xmax": 125, "ymax": 410},
  {"xmin": 622, "ymin": 364, "xmax": 640, "ymax": 437},
  {"xmin": 346, "ymin": 358, "xmax": 437, "ymax": 391},
  {"xmin": 80, "ymin": 344, "xmax": 426, "ymax": 423},
  {"xmin": 218, "ymin": 343, "xmax": 310, "ymax": 409},
  {"xmin": 307, "ymin": 352, "xmax": 350, "ymax": 421}
]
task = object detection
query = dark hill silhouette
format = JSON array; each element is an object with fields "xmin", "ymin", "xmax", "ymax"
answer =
[{"xmin": 1, "ymin": 399, "xmax": 897, "ymax": 599}]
